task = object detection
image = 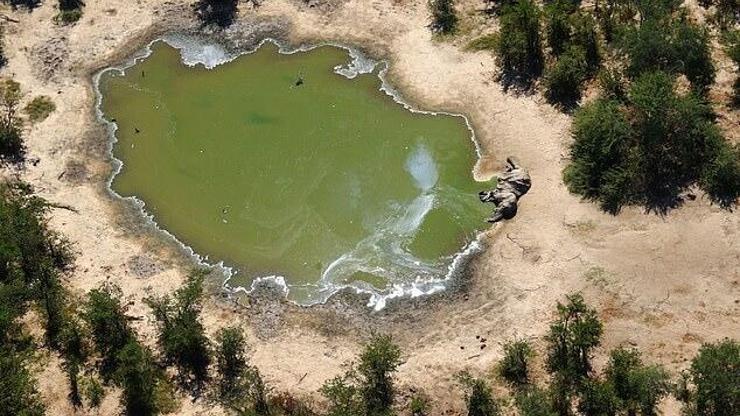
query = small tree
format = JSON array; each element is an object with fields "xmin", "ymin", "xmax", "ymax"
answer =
[
  {"xmin": 458, "ymin": 373, "xmax": 500, "ymax": 416},
  {"xmin": 495, "ymin": 0, "xmax": 544, "ymax": 86},
  {"xmin": 0, "ymin": 348, "xmax": 46, "ymax": 416},
  {"xmin": 544, "ymin": 0, "xmax": 576, "ymax": 56},
  {"xmin": 194, "ymin": 0, "xmax": 239, "ymax": 28},
  {"xmin": 576, "ymin": 380, "xmax": 619, "ymax": 416},
  {"xmin": 497, "ymin": 339, "xmax": 534, "ymax": 388},
  {"xmin": 321, "ymin": 373, "xmax": 364, "ymax": 416},
  {"xmin": 678, "ymin": 339, "xmax": 739, "ymax": 416},
  {"xmin": 544, "ymin": 46, "xmax": 589, "ymax": 107},
  {"xmin": 215, "ymin": 326, "xmax": 249, "ymax": 403},
  {"xmin": 429, "ymin": 0, "xmax": 457, "ymax": 34},
  {"xmin": 57, "ymin": 0, "xmax": 84, "ymax": 24},
  {"xmin": 83, "ymin": 283, "xmax": 134, "ymax": 379},
  {"xmin": 115, "ymin": 340, "xmax": 160, "ymax": 416},
  {"xmin": 545, "ymin": 294, "xmax": 603, "ymax": 385},
  {"xmin": 515, "ymin": 387, "xmax": 557, "ymax": 416},
  {"xmin": 60, "ymin": 318, "xmax": 89, "ymax": 408},
  {"xmin": 146, "ymin": 271, "xmax": 211, "ymax": 392},
  {"xmin": 604, "ymin": 347, "xmax": 670, "ymax": 416},
  {"xmin": 0, "ymin": 79, "xmax": 24, "ymax": 162},
  {"xmin": 358, "ymin": 335, "xmax": 403, "ymax": 416}
]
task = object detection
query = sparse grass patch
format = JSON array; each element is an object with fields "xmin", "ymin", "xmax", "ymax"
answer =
[
  {"xmin": 467, "ymin": 34, "xmax": 498, "ymax": 51},
  {"xmin": 24, "ymin": 96, "xmax": 56, "ymax": 123}
]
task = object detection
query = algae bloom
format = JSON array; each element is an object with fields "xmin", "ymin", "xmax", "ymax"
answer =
[{"xmin": 99, "ymin": 39, "xmax": 488, "ymax": 306}]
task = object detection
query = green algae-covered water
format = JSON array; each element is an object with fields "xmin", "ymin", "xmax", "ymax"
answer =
[{"xmin": 99, "ymin": 40, "xmax": 488, "ymax": 307}]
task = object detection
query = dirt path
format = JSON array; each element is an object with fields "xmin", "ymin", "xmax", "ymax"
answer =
[{"xmin": 1, "ymin": 0, "xmax": 737, "ymax": 414}]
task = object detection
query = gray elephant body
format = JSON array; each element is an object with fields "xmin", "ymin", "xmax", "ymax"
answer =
[{"xmin": 479, "ymin": 158, "xmax": 531, "ymax": 223}]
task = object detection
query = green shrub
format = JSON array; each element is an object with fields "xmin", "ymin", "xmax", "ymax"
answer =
[
  {"xmin": 604, "ymin": 348, "xmax": 670, "ymax": 415},
  {"xmin": 56, "ymin": 8, "xmax": 82, "ymax": 24},
  {"xmin": 619, "ymin": 12, "xmax": 715, "ymax": 93},
  {"xmin": 545, "ymin": 294, "xmax": 603, "ymax": 383},
  {"xmin": 564, "ymin": 71, "xmax": 739, "ymax": 212},
  {"xmin": 321, "ymin": 374, "xmax": 364, "ymax": 416},
  {"xmin": 681, "ymin": 339, "xmax": 739, "ymax": 416},
  {"xmin": 515, "ymin": 387, "xmax": 557, "ymax": 416},
  {"xmin": 569, "ymin": 12, "xmax": 600, "ymax": 72},
  {"xmin": 458, "ymin": 373, "xmax": 500, "ymax": 416},
  {"xmin": 701, "ymin": 141, "xmax": 740, "ymax": 208},
  {"xmin": 0, "ymin": 348, "xmax": 45, "ymax": 416},
  {"xmin": 81, "ymin": 376, "xmax": 105, "ymax": 409},
  {"xmin": 194, "ymin": 0, "xmax": 239, "ymax": 28},
  {"xmin": 495, "ymin": 0, "xmax": 544, "ymax": 85},
  {"xmin": 83, "ymin": 283, "xmax": 135, "ymax": 379},
  {"xmin": 563, "ymin": 98, "xmax": 631, "ymax": 210},
  {"xmin": 544, "ymin": 46, "xmax": 589, "ymax": 107},
  {"xmin": 429, "ymin": 0, "xmax": 457, "ymax": 34},
  {"xmin": 497, "ymin": 340, "xmax": 534, "ymax": 388},
  {"xmin": 24, "ymin": 96, "xmax": 56, "ymax": 123},
  {"xmin": 115, "ymin": 340, "xmax": 161, "ymax": 416},
  {"xmin": 410, "ymin": 394, "xmax": 430, "ymax": 416},
  {"xmin": 544, "ymin": 0, "xmax": 575, "ymax": 56},
  {"xmin": 145, "ymin": 271, "xmax": 211, "ymax": 392},
  {"xmin": 0, "ymin": 79, "xmax": 24, "ymax": 162},
  {"xmin": 55, "ymin": 0, "xmax": 84, "ymax": 24},
  {"xmin": 358, "ymin": 334, "xmax": 403, "ymax": 416},
  {"xmin": 215, "ymin": 326, "xmax": 249, "ymax": 403},
  {"xmin": 576, "ymin": 380, "xmax": 620, "ymax": 416}
]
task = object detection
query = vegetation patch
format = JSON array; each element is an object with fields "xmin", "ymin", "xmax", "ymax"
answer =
[{"xmin": 23, "ymin": 96, "xmax": 56, "ymax": 123}]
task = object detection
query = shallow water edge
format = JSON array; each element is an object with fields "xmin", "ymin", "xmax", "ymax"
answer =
[{"xmin": 93, "ymin": 31, "xmax": 491, "ymax": 311}]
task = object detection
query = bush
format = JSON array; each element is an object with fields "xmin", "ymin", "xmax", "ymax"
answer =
[
  {"xmin": 544, "ymin": 0, "xmax": 576, "ymax": 56},
  {"xmin": 497, "ymin": 340, "xmax": 534, "ymax": 388},
  {"xmin": 458, "ymin": 373, "xmax": 500, "ymax": 416},
  {"xmin": 0, "ymin": 181, "xmax": 73, "ymax": 346},
  {"xmin": 358, "ymin": 334, "xmax": 403, "ymax": 415},
  {"xmin": 563, "ymin": 98, "xmax": 631, "ymax": 211},
  {"xmin": 146, "ymin": 271, "xmax": 211, "ymax": 392},
  {"xmin": 115, "ymin": 340, "xmax": 161, "ymax": 416},
  {"xmin": 619, "ymin": 13, "xmax": 715, "ymax": 93},
  {"xmin": 81, "ymin": 376, "xmax": 105, "ymax": 409},
  {"xmin": 569, "ymin": 12, "xmax": 600, "ymax": 72},
  {"xmin": 1, "ymin": 0, "xmax": 42, "ymax": 10},
  {"xmin": 495, "ymin": 0, "xmax": 544, "ymax": 86},
  {"xmin": 604, "ymin": 348, "xmax": 670, "ymax": 415},
  {"xmin": 701, "ymin": 141, "xmax": 740, "ymax": 208},
  {"xmin": 0, "ymin": 348, "xmax": 45, "ymax": 416},
  {"xmin": 679, "ymin": 339, "xmax": 739, "ymax": 416},
  {"xmin": 56, "ymin": 0, "xmax": 84, "ymax": 24},
  {"xmin": 545, "ymin": 294, "xmax": 603, "ymax": 383},
  {"xmin": 576, "ymin": 380, "xmax": 620, "ymax": 416},
  {"xmin": 321, "ymin": 374, "xmax": 364, "ymax": 416},
  {"xmin": 24, "ymin": 96, "xmax": 56, "ymax": 123},
  {"xmin": 564, "ymin": 71, "xmax": 739, "ymax": 212},
  {"xmin": 544, "ymin": 46, "xmax": 589, "ymax": 107},
  {"xmin": 60, "ymin": 319, "xmax": 89, "ymax": 408},
  {"xmin": 515, "ymin": 387, "xmax": 557, "ymax": 416},
  {"xmin": 429, "ymin": 0, "xmax": 457, "ymax": 34},
  {"xmin": 409, "ymin": 394, "xmax": 430, "ymax": 416},
  {"xmin": 215, "ymin": 326, "xmax": 249, "ymax": 403},
  {"xmin": 194, "ymin": 0, "xmax": 239, "ymax": 28},
  {"xmin": 0, "ymin": 79, "xmax": 24, "ymax": 162},
  {"xmin": 83, "ymin": 283, "xmax": 134, "ymax": 379}
]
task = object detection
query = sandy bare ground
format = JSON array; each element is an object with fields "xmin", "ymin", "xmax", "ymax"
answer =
[{"xmin": 1, "ymin": 0, "xmax": 738, "ymax": 414}]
